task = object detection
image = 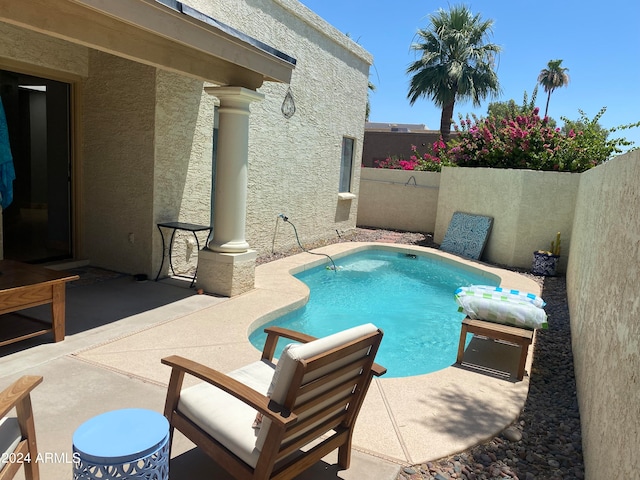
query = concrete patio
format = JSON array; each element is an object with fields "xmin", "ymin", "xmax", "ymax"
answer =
[{"xmin": 0, "ymin": 243, "xmax": 540, "ymax": 480}]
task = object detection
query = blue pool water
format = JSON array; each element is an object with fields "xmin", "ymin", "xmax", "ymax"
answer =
[{"xmin": 249, "ymin": 249, "xmax": 500, "ymax": 378}]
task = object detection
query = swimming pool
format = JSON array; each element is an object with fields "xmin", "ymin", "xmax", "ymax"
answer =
[{"xmin": 249, "ymin": 249, "xmax": 500, "ymax": 378}]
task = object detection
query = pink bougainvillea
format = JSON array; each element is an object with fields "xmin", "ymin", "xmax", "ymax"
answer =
[
  {"xmin": 373, "ymin": 139, "xmax": 454, "ymax": 172},
  {"xmin": 373, "ymin": 107, "xmax": 637, "ymax": 173}
]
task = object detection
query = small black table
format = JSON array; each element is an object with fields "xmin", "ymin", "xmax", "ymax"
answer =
[{"xmin": 155, "ymin": 222, "xmax": 212, "ymax": 286}]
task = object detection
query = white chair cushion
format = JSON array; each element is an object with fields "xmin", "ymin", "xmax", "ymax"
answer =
[
  {"xmin": 0, "ymin": 417, "xmax": 22, "ymax": 469},
  {"xmin": 177, "ymin": 359, "xmax": 275, "ymax": 468},
  {"xmin": 255, "ymin": 323, "xmax": 379, "ymax": 450}
]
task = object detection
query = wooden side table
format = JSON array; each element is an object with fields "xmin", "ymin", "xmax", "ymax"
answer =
[
  {"xmin": 457, "ymin": 317, "xmax": 534, "ymax": 380},
  {"xmin": 0, "ymin": 260, "xmax": 79, "ymax": 347}
]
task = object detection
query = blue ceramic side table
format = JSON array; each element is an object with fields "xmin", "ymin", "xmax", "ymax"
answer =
[{"xmin": 72, "ymin": 408, "xmax": 169, "ymax": 480}]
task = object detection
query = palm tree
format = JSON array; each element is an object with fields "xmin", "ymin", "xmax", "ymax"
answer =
[
  {"xmin": 407, "ymin": 4, "xmax": 501, "ymax": 143},
  {"xmin": 538, "ymin": 59, "xmax": 569, "ymax": 117}
]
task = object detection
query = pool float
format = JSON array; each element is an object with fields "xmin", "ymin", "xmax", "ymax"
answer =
[{"xmin": 454, "ymin": 285, "xmax": 548, "ymax": 330}]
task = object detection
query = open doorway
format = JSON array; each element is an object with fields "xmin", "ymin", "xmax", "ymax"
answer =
[{"xmin": 0, "ymin": 70, "xmax": 72, "ymax": 263}]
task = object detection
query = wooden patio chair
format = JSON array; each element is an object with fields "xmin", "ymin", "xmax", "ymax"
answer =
[
  {"xmin": 162, "ymin": 323, "xmax": 385, "ymax": 480},
  {"xmin": 0, "ymin": 375, "xmax": 43, "ymax": 480}
]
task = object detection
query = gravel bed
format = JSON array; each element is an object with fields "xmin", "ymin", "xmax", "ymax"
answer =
[
  {"xmin": 256, "ymin": 226, "xmax": 437, "ymax": 265},
  {"xmin": 258, "ymin": 227, "xmax": 584, "ymax": 480}
]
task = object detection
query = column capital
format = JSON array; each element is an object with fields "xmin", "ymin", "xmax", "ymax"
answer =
[{"xmin": 204, "ymin": 86, "xmax": 265, "ymax": 104}]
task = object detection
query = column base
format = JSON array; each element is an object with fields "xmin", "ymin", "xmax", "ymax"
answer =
[
  {"xmin": 196, "ymin": 249, "xmax": 257, "ymax": 297},
  {"xmin": 208, "ymin": 239, "xmax": 250, "ymax": 253}
]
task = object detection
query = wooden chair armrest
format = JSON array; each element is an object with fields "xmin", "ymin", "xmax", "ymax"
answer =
[
  {"xmin": 371, "ymin": 363, "xmax": 387, "ymax": 377},
  {"xmin": 261, "ymin": 326, "xmax": 318, "ymax": 361},
  {"xmin": 0, "ymin": 376, "xmax": 43, "ymax": 418},
  {"xmin": 161, "ymin": 355, "xmax": 297, "ymax": 426}
]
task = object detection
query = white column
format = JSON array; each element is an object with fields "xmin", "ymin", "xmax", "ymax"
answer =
[
  {"xmin": 196, "ymin": 86, "xmax": 263, "ymax": 296},
  {"xmin": 205, "ymin": 86, "xmax": 264, "ymax": 253}
]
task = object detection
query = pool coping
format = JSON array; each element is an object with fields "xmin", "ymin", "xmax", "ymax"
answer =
[
  {"xmin": 250, "ymin": 242, "xmax": 540, "ymax": 464},
  {"xmin": 75, "ymin": 242, "xmax": 541, "ymax": 467}
]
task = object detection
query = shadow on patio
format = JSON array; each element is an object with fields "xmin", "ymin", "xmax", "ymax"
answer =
[
  {"xmin": 0, "ymin": 266, "xmax": 221, "ymax": 357},
  {"xmin": 0, "ymin": 244, "xmax": 541, "ymax": 480}
]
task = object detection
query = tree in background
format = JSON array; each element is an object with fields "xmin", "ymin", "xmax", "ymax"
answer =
[
  {"xmin": 538, "ymin": 59, "xmax": 570, "ymax": 117},
  {"xmin": 487, "ymin": 86, "xmax": 557, "ymax": 128},
  {"xmin": 406, "ymin": 4, "xmax": 501, "ymax": 143},
  {"xmin": 488, "ymin": 86, "xmax": 537, "ymax": 119}
]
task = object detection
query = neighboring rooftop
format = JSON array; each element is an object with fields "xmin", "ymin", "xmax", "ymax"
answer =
[{"xmin": 365, "ymin": 122, "xmax": 431, "ymax": 132}]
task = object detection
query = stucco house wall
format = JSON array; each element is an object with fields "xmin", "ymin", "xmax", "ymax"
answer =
[
  {"xmin": 0, "ymin": 22, "xmax": 89, "ymax": 78},
  {"xmin": 84, "ymin": 54, "xmax": 216, "ymax": 277},
  {"xmin": 189, "ymin": 0, "xmax": 372, "ymax": 254},
  {"xmin": 0, "ymin": 1, "xmax": 371, "ymax": 277},
  {"xmin": 566, "ymin": 150, "xmax": 640, "ymax": 479},
  {"xmin": 82, "ymin": 52, "xmax": 157, "ymax": 275},
  {"xmin": 153, "ymin": 70, "xmax": 216, "ymax": 275}
]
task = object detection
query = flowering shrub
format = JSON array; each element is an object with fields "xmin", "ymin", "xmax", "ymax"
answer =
[
  {"xmin": 559, "ymin": 107, "xmax": 639, "ymax": 169},
  {"xmin": 373, "ymin": 107, "xmax": 637, "ymax": 174},
  {"xmin": 374, "ymin": 140, "xmax": 454, "ymax": 172},
  {"xmin": 450, "ymin": 107, "xmax": 571, "ymax": 170},
  {"xmin": 450, "ymin": 107, "xmax": 638, "ymax": 172},
  {"xmin": 374, "ymin": 156, "xmax": 419, "ymax": 170}
]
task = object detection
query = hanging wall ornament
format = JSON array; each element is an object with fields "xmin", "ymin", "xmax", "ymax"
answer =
[{"xmin": 281, "ymin": 87, "xmax": 296, "ymax": 119}]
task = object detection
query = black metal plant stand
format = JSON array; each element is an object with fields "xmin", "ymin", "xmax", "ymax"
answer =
[{"xmin": 155, "ymin": 222, "xmax": 212, "ymax": 287}]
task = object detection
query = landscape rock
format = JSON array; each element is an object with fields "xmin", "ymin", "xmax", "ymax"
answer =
[{"xmin": 503, "ymin": 426, "xmax": 523, "ymax": 442}]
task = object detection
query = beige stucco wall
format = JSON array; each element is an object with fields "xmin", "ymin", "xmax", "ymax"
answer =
[
  {"xmin": 566, "ymin": 150, "xmax": 640, "ymax": 479},
  {"xmin": 188, "ymin": 0, "xmax": 372, "ymax": 254},
  {"xmin": 82, "ymin": 51, "xmax": 156, "ymax": 274},
  {"xmin": 1, "ymin": 1, "xmax": 371, "ymax": 276},
  {"xmin": 153, "ymin": 70, "xmax": 215, "ymax": 276},
  {"xmin": 83, "ymin": 62, "xmax": 215, "ymax": 278},
  {"xmin": 357, "ymin": 168, "xmax": 440, "ymax": 232},
  {"xmin": 434, "ymin": 167, "xmax": 579, "ymax": 271},
  {"xmin": 0, "ymin": 22, "xmax": 89, "ymax": 78}
]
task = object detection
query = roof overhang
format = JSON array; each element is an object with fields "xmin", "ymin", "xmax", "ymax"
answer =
[{"xmin": 0, "ymin": 0, "xmax": 296, "ymax": 89}]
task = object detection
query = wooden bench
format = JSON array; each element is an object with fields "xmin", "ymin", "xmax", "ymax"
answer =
[
  {"xmin": 456, "ymin": 317, "xmax": 534, "ymax": 380},
  {"xmin": 0, "ymin": 260, "xmax": 79, "ymax": 347}
]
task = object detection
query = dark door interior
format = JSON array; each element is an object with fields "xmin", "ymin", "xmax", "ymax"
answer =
[{"xmin": 0, "ymin": 70, "xmax": 72, "ymax": 263}]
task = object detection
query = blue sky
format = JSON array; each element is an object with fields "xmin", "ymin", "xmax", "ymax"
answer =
[{"xmin": 299, "ymin": 0, "xmax": 640, "ymax": 150}]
